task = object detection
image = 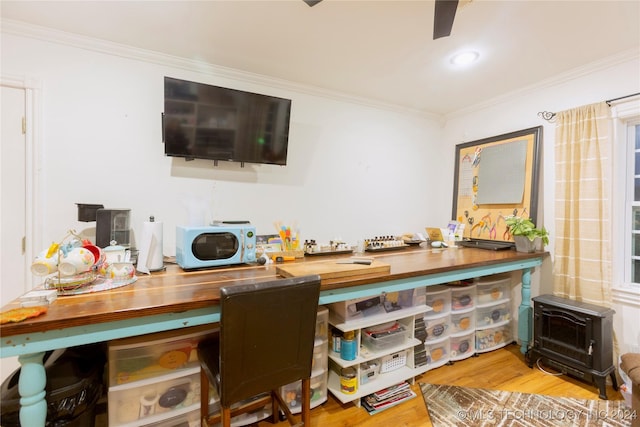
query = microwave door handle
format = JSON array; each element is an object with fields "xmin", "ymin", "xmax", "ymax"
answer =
[{"xmin": 240, "ymin": 229, "xmax": 245, "ymax": 260}]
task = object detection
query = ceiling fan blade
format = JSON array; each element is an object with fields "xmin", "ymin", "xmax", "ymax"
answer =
[
  {"xmin": 303, "ymin": 0, "xmax": 323, "ymax": 6},
  {"xmin": 433, "ymin": 0, "xmax": 459, "ymax": 39}
]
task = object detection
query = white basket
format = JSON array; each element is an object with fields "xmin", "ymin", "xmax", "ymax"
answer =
[{"xmin": 380, "ymin": 350, "xmax": 408, "ymax": 373}]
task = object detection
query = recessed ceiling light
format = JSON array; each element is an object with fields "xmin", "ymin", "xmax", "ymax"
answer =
[{"xmin": 450, "ymin": 51, "xmax": 480, "ymax": 66}]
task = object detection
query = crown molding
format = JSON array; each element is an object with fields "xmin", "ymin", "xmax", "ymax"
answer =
[
  {"xmin": 1, "ymin": 18, "xmax": 439, "ymax": 122},
  {"xmin": 445, "ymin": 48, "xmax": 640, "ymax": 121}
]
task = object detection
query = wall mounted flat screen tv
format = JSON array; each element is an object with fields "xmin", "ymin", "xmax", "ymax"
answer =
[{"xmin": 163, "ymin": 77, "xmax": 291, "ymax": 165}]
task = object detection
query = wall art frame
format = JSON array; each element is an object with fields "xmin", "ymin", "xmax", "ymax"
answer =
[{"xmin": 452, "ymin": 126, "xmax": 542, "ymax": 242}]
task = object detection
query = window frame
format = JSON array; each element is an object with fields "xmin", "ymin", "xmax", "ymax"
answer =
[{"xmin": 612, "ymin": 99, "xmax": 640, "ymax": 292}]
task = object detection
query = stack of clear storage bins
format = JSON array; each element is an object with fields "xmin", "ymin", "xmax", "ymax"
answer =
[
  {"xmin": 279, "ymin": 306, "xmax": 329, "ymax": 414},
  {"xmin": 475, "ymin": 274, "xmax": 512, "ymax": 353},
  {"xmin": 448, "ymin": 282, "xmax": 477, "ymax": 361},
  {"xmin": 423, "ymin": 285, "xmax": 452, "ymax": 369},
  {"xmin": 107, "ymin": 325, "xmax": 219, "ymax": 427}
]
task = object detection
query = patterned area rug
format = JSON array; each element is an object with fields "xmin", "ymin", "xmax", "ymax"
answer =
[{"xmin": 420, "ymin": 383, "xmax": 634, "ymax": 427}]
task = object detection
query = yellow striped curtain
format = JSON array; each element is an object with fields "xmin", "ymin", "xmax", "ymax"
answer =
[{"xmin": 553, "ymin": 102, "xmax": 612, "ymax": 306}]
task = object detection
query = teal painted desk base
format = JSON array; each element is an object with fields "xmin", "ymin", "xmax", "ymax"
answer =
[{"xmin": 3, "ymin": 257, "xmax": 541, "ymax": 427}]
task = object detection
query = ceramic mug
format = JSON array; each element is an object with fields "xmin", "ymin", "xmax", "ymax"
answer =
[
  {"xmin": 104, "ymin": 262, "xmax": 135, "ymax": 282},
  {"xmin": 58, "ymin": 247, "xmax": 95, "ymax": 276},
  {"xmin": 82, "ymin": 244, "xmax": 103, "ymax": 266},
  {"xmin": 31, "ymin": 250, "xmax": 59, "ymax": 276}
]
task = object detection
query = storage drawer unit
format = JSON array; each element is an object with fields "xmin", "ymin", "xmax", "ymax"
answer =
[
  {"xmin": 108, "ymin": 326, "xmax": 217, "ymax": 426},
  {"xmin": 476, "ymin": 301, "xmax": 511, "ymax": 328},
  {"xmin": 108, "ymin": 369, "xmax": 200, "ymax": 426},
  {"xmin": 326, "ymin": 305, "xmax": 430, "ymax": 407},
  {"xmin": 280, "ymin": 306, "xmax": 329, "ymax": 414},
  {"xmin": 141, "ymin": 408, "xmax": 200, "ymax": 427},
  {"xmin": 450, "ymin": 331, "xmax": 475, "ymax": 361},
  {"xmin": 424, "ymin": 285, "xmax": 451, "ymax": 315},
  {"xmin": 425, "ymin": 336, "xmax": 450, "ymax": 369},
  {"xmin": 423, "ymin": 312, "xmax": 450, "ymax": 342},
  {"xmin": 476, "ymin": 274, "xmax": 511, "ymax": 304},
  {"xmin": 280, "ymin": 371, "xmax": 328, "ymax": 411},
  {"xmin": 108, "ymin": 326, "xmax": 213, "ymax": 386},
  {"xmin": 476, "ymin": 324, "xmax": 512, "ymax": 353},
  {"xmin": 450, "ymin": 308, "xmax": 475, "ymax": 334},
  {"xmin": 449, "ymin": 284, "xmax": 477, "ymax": 311}
]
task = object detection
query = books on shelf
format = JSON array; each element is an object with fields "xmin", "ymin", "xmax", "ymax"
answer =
[{"xmin": 361, "ymin": 381, "xmax": 416, "ymax": 415}]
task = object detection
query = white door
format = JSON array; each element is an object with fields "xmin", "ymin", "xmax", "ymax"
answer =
[{"xmin": 0, "ymin": 85, "xmax": 28, "ymax": 382}]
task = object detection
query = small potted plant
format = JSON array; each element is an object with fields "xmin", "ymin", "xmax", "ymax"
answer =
[{"xmin": 505, "ymin": 216, "xmax": 549, "ymax": 252}]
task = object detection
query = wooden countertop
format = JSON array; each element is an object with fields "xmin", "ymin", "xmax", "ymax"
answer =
[{"xmin": 0, "ymin": 247, "xmax": 546, "ymax": 337}]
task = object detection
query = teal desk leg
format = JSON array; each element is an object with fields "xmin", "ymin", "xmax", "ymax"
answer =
[
  {"xmin": 518, "ymin": 268, "xmax": 532, "ymax": 354},
  {"xmin": 18, "ymin": 352, "xmax": 47, "ymax": 427}
]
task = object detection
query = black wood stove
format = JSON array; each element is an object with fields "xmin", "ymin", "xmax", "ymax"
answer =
[{"xmin": 528, "ymin": 294, "xmax": 618, "ymax": 399}]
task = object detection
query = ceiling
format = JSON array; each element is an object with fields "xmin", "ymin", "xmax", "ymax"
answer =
[{"xmin": 2, "ymin": 0, "xmax": 639, "ymax": 116}]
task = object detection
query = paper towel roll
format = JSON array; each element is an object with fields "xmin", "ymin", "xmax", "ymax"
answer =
[{"xmin": 137, "ymin": 217, "xmax": 164, "ymax": 274}]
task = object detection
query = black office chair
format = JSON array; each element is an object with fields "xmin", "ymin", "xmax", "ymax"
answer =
[{"xmin": 198, "ymin": 275, "xmax": 322, "ymax": 427}]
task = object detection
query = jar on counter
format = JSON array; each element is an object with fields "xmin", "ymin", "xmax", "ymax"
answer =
[{"xmin": 340, "ymin": 367, "xmax": 357, "ymax": 394}]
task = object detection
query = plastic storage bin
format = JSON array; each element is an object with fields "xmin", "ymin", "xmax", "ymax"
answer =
[
  {"xmin": 359, "ymin": 360, "xmax": 381, "ymax": 385},
  {"xmin": 312, "ymin": 341, "xmax": 328, "ymax": 372},
  {"xmin": 143, "ymin": 408, "xmax": 200, "ymax": 427},
  {"xmin": 281, "ymin": 371, "xmax": 328, "ymax": 411},
  {"xmin": 450, "ymin": 284, "xmax": 477, "ymax": 311},
  {"xmin": 476, "ymin": 274, "xmax": 511, "ymax": 304},
  {"xmin": 424, "ymin": 285, "xmax": 451, "ymax": 315},
  {"xmin": 450, "ymin": 308, "xmax": 475, "ymax": 334},
  {"xmin": 108, "ymin": 370, "xmax": 200, "ymax": 425},
  {"xmin": 476, "ymin": 324, "xmax": 512, "ymax": 352},
  {"xmin": 361, "ymin": 322, "xmax": 409, "ymax": 352},
  {"xmin": 423, "ymin": 312, "xmax": 450, "ymax": 341},
  {"xmin": 315, "ymin": 306, "xmax": 329, "ymax": 340},
  {"xmin": 108, "ymin": 326, "xmax": 212, "ymax": 385},
  {"xmin": 425, "ymin": 336, "xmax": 450, "ymax": 369},
  {"xmin": 327, "ymin": 294, "xmax": 385, "ymax": 322},
  {"xmin": 382, "ymin": 288, "xmax": 422, "ymax": 310},
  {"xmin": 476, "ymin": 301, "xmax": 511, "ymax": 327},
  {"xmin": 450, "ymin": 331, "xmax": 475, "ymax": 361}
]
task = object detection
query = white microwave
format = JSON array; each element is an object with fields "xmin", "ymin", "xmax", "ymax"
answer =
[{"xmin": 176, "ymin": 224, "xmax": 257, "ymax": 269}]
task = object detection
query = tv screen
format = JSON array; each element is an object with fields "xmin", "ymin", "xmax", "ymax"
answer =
[{"xmin": 163, "ymin": 77, "xmax": 291, "ymax": 165}]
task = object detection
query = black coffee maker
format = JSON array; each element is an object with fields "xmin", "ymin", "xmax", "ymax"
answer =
[{"xmin": 95, "ymin": 208, "xmax": 131, "ymax": 248}]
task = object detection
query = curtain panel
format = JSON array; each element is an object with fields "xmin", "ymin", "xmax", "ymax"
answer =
[{"xmin": 553, "ymin": 102, "xmax": 612, "ymax": 306}]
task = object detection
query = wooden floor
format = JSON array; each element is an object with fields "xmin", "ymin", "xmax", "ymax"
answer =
[{"xmin": 258, "ymin": 343, "xmax": 623, "ymax": 427}]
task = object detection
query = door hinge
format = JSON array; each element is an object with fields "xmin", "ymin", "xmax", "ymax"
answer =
[
  {"xmin": 22, "ymin": 236, "xmax": 26, "ymax": 255},
  {"xmin": 22, "ymin": 117, "xmax": 26, "ymax": 135}
]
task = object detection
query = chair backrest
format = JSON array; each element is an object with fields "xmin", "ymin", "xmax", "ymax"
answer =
[{"xmin": 219, "ymin": 274, "xmax": 321, "ymax": 406}]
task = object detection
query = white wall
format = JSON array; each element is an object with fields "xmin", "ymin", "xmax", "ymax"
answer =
[
  {"xmin": 442, "ymin": 54, "xmax": 640, "ymax": 355},
  {"xmin": 2, "ymin": 23, "xmax": 639, "ymax": 360},
  {"xmin": 1, "ymin": 30, "xmax": 443, "ymax": 256}
]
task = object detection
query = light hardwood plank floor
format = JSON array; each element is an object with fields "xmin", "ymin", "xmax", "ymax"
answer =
[{"xmin": 258, "ymin": 343, "xmax": 623, "ymax": 427}]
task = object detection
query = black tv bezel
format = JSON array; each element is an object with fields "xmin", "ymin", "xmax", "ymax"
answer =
[{"xmin": 162, "ymin": 77, "xmax": 292, "ymax": 166}]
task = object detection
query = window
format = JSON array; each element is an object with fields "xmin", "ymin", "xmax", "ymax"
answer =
[
  {"xmin": 628, "ymin": 123, "xmax": 640, "ymax": 286},
  {"xmin": 612, "ymin": 98, "xmax": 640, "ymax": 292}
]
